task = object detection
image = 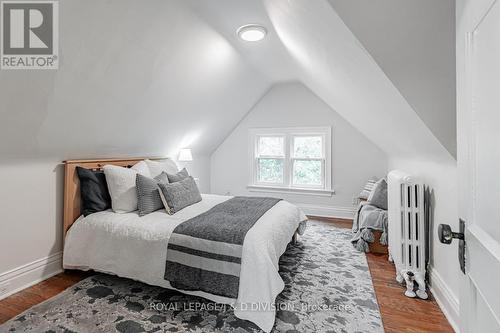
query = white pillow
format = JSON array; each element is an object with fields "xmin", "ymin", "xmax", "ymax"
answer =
[
  {"xmin": 145, "ymin": 159, "xmax": 178, "ymax": 178},
  {"xmin": 103, "ymin": 161, "xmax": 151, "ymax": 213}
]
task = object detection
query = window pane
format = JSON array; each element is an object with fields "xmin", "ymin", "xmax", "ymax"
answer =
[
  {"xmin": 258, "ymin": 136, "xmax": 284, "ymax": 156},
  {"xmin": 293, "ymin": 136, "xmax": 323, "ymax": 158},
  {"xmin": 258, "ymin": 158, "xmax": 284, "ymax": 183},
  {"xmin": 293, "ymin": 160, "xmax": 322, "ymax": 186}
]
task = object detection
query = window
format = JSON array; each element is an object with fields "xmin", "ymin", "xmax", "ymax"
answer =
[
  {"xmin": 249, "ymin": 127, "xmax": 333, "ymax": 195},
  {"xmin": 256, "ymin": 136, "xmax": 285, "ymax": 184}
]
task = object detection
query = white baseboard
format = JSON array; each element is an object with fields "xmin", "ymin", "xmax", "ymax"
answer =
[
  {"xmin": 428, "ymin": 266, "xmax": 460, "ymax": 333},
  {"xmin": 297, "ymin": 203, "xmax": 355, "ymax": 219},
  {"xmin": 0, "ymin": 252, "xmax": 63, "ymax": 301}
]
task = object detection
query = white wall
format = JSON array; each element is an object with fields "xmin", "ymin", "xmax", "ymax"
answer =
[
  {"xmin": 0, "ymin": 161, "xmax": 64, "ymax": 298},
  {"xmin": 389, "ymin": 157, "xmax": 459, "ymax": 331},
  {"xmin": 210, "ymin": 82, "xmax": 388, "ymax": 217},
  {"xmin": 176, "ymin": 154, "xmax": 211, "ymax": 194},
  {"xmin": 329, "ymin": 0, "xmax": 456, "ymax": 157}
]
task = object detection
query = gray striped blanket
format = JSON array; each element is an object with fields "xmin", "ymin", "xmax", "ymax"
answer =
[{"xmin": 164, "ymin": 196, "xmax": 282, "ymax": 298}]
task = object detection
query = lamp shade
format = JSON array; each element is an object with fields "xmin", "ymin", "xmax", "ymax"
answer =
[{"xmin": 178, "ymin": 148, "xmax": 193, "ymax": 162}]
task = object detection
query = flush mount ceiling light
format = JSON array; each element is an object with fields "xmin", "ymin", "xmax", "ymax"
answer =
[{"xmin": 237, "ymin": 24, "xmax": 267, "ymax": 42}]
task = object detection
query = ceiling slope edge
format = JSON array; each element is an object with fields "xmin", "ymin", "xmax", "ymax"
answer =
[{"xmin": 263, "ymin": 0, "xmax": 455, "ymax": 164}]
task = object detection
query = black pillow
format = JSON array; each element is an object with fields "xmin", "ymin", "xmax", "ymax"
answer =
[{"xmin": 76, "ymin": 167, "xmax": 112, "ymax": 216}]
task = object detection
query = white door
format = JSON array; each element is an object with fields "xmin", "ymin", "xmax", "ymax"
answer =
[{"xmin": 457, "ymin": 0, "xmax": 500, "ymax": 331}]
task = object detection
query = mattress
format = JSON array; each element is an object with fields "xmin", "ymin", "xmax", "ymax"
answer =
[{"xmin": 63, "ymin": 194, "xmax": 307, "ymax": 332}]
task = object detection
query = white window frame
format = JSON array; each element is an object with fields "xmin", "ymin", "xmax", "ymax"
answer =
[
  {"xmin": 254, "ymin": 134, "xmax": 287, "ymax": 186},
  {"xmin": 248, "ymin": 127, "xmax": 334, "ymax": 196}
]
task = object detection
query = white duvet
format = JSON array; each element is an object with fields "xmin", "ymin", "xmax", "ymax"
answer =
[{"xmin": 63, "ymin": 194, "xmax": 307, "ymax": 332}]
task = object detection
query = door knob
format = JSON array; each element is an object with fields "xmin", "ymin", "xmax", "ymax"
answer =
[
  {"xmin": 438, "ymin": 220, "xmax": 466, "ymax": 274},
  {"xmin": 438, "ymin": 224, "xmax": 464, "ymax": 244}
]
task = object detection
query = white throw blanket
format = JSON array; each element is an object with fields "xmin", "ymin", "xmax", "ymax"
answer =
[{"xmin": 63, "ymin": 194, "xmax": 307, "ymax": 332}]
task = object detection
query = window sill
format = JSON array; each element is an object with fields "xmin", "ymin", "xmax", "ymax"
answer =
[{"xmin": 247, "ymin": 185, "xmax": 335, "ymax": 197}]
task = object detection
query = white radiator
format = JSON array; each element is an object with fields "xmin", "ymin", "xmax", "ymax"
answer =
[{"xmin": 387, "ymin": 170, "xmax": 428, "ymax": 299}]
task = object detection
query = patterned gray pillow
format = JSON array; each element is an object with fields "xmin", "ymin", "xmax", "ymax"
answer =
[
  {"xmin": 367, "ymin": 178, "xmax": 388, "ymax": 210},
  {"xmin": 136, "ymin": 172, "xmax": 169, "ymax": 216},
  {"xmin": 167, "ymin": 168, "xmax": 189, "ymax": 183},
  {"xmin": 158, "ymin": 176, "xmax": 202, "ymax": 214}
]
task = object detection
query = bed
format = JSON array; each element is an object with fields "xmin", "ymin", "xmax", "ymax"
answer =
[{"xmin": 62, "ymin": 158, "xmax": 307, "ymax": 332}]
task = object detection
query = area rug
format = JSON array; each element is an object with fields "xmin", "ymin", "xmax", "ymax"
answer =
[{"xmin": 0, "ymin": 221, "xmax": 384, "ymax": 333}]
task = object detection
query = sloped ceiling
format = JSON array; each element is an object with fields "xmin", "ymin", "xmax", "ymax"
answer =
[
  {"xmin": 0, "ymin": 0, "xmax": 270, "ymax": 162},
  {"xmin": 184, "ymin": 0, "xmax": 296, "ymax": 82},
  {"xmin": 329, "ymin": 0, "xmax": 456, "ymax": 157},
  {"xmin": 262, "ymin": 0, "xmax": 454, "ymax": 162},
  {"xmin": 191, "ymin": 0, "xmax": 455, "ymax": 162},
  {"xmin": 1, "ymin": 0, "xmax": 455, "ymax": 164}
]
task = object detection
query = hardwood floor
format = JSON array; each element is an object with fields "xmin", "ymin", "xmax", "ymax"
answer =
[
  {"xmin": 0, "ymin": 218, "xmax": 454, "ymax": 332},
  {"xmin": 0, "ymin": 270, "xmax": 92, "ymax": 324},
  {"xmin": 366, "ymin": 253, "xmax": 453, "ymax": 333}
]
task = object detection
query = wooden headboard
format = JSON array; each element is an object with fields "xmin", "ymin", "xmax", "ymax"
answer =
[{"xmin": 63, "ymin": 157, "xmax": 162, "ymax": 237}]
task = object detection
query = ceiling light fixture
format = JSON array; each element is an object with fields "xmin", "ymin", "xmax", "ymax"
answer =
[{"xmin": 237, "ymin": 24, "xmax": 267, "ymax": 42}]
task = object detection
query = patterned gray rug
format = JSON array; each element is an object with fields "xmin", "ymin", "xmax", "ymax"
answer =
[{"xmin": 1, "ymin": 221, "xmax": 383, "ymax": 333}]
